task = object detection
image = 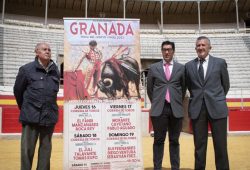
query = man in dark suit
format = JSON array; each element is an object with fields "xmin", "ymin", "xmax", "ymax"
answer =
[
  {"xmin": 185, "ymin": 36, "xmax": 230, "ymax": 170},
  {"xmin": 147, "ymin": 41, "xmax": 186, "ymax": 170}
]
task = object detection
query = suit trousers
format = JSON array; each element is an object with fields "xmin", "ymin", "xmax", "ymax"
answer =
[
  {"xmin": 192, "ymin": 100, "xmax": 229, "ymax": 170},
  {"xmin": 151, "ymin": 102, "xmax": 183, "ymax": 170},
  {"xmin": 21, "ymin": 124, "xmax": 55, "ymax": 170}
]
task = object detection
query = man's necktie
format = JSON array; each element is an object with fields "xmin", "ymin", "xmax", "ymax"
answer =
[
  {"xmin": 198, "ymin": 59, "xmax": 205, "ymax": 84},
  {"xmin": 165, "ymin": 63, "xmax": 171, "ymax": 102}
]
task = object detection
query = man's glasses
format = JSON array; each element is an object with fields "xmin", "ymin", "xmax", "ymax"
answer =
[{"xmin": 162, "ymin": 48, "xmax": 173, "ymax": 52}]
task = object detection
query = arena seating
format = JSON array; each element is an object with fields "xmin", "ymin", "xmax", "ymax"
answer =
[
  {"xmin": 0, "ymin": 24, "xmax": 63, "ymax": 86},
  {"xmin": 140, "ymin": 34, "xmax": 250, "ymax": 97},
  {"xmin": 1, "ymin": 19, "xmax": 250, "ymax": 134},
  {"xmin": 0, "ymin": 20, "xmax": 250, "ymax": 98}
]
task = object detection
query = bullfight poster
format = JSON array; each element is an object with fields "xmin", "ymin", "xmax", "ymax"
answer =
[{"xmin": 63, "ymin": 18, "xmax": 143, "ymax": 170}]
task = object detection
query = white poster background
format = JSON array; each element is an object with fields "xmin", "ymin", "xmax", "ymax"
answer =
[{"xmin": 64, "ymin": 18, "xmax": 143, "ymax": 170}]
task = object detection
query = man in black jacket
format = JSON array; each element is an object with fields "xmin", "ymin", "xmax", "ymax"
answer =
[{"xmin": 14, "ymin": 42, "xmax": 60, "ymax": 170}]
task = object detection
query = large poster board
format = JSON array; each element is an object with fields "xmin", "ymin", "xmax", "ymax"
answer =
[{"xmin": 63, "ymin": 18, "xmax": 143, "ymax": 170}]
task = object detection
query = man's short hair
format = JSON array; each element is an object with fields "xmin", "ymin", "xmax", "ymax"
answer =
[
  {"xmin": 35, "ymin": 42, "xmax": 49, "ymax": 52},
  {"xmin": 196, "ymin": 36, "xmax": 211, "ymax": 45},
  {"xmin": 161, "ymin": 41, "xmax": 175, "ymax": 51}
]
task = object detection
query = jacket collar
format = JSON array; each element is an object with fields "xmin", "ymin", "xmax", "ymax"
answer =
[
  {"xmin": 35, "ymin": 57, "xmax": 55, "ymax": 72},
  {"xmin": 192, "ymin": 55, "xmax": 214, "ymax": 85}
]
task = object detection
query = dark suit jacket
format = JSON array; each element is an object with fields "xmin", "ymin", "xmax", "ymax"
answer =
[
  {"xmin": 185, "ymin": 55, "xmax": 230, "ymax": 119},
  {"xmin": 147, "ymin": 60, "xmax": 186, "ymax": 118}
]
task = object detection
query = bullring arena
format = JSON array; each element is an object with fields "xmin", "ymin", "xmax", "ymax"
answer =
[{"xmin": 1, "ymin": 0, "xmax": 250, "ymax": 169}]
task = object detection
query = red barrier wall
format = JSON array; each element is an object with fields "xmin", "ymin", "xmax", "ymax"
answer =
[
  {"xmin": 0, "ymin": 95, "xmax": 63, "ymax": 133},
  {"xmin": 229, "ymin": 109, "xmax": 250, "ymax": 131},
  {"xmin": 1, "ymin": 106, "xmax": 64, "ymax": 133},
  {"xmin": 1, "ymin": 95, "xmax": 250, "ymax": 133}
]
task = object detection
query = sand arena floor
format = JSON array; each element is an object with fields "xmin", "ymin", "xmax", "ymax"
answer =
[{"xmin": 0, "ymin": 134, "xmax": 250, "ymax": 170}]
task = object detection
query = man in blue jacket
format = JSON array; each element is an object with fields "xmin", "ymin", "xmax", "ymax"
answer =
[{"xmin": 14, "ymin": 42, "xmax": 60, "ymax": 170}]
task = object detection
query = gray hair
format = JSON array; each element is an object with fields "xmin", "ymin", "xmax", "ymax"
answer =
[
  {"xmin": 34, "ymin": 42, "xmax": 49, "ymax": 52},
  {"xmin": 196, "ymin": 36, "xmax": 211, "ymax": 45}
]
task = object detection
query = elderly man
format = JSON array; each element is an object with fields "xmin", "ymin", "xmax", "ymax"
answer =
[{"xmin": 14, "ymin": 42, "xmax": 60, "ymax": 170}]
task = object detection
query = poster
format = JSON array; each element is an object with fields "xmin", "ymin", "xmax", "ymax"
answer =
[{"xmin": 63, "ymin": 18, "xmax": 143, "ymax": 170}]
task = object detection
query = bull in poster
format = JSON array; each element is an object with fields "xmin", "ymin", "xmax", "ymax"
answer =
[{"xmin": 64, "ymin": 43, "xmax": 140, "ymax": 100}]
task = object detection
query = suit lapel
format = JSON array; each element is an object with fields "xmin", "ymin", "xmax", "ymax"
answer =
[
  {"xmin": 204, "ymin": 55, "xmax": 214, "ymax": 84},
  {"xmin": 191, "ymin": 59, "xmax": 203, "ymax": 85},
  {"xmin": 171, "ymin": 62, "xmax": 178, "ymax": 80},
  {"xmin": 156, "ymin": 61, "xmax": 166, "ymax": 80},
  {"xmin": 158, "ymin": 61, "xmax": 176, "ymax": 81}
]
